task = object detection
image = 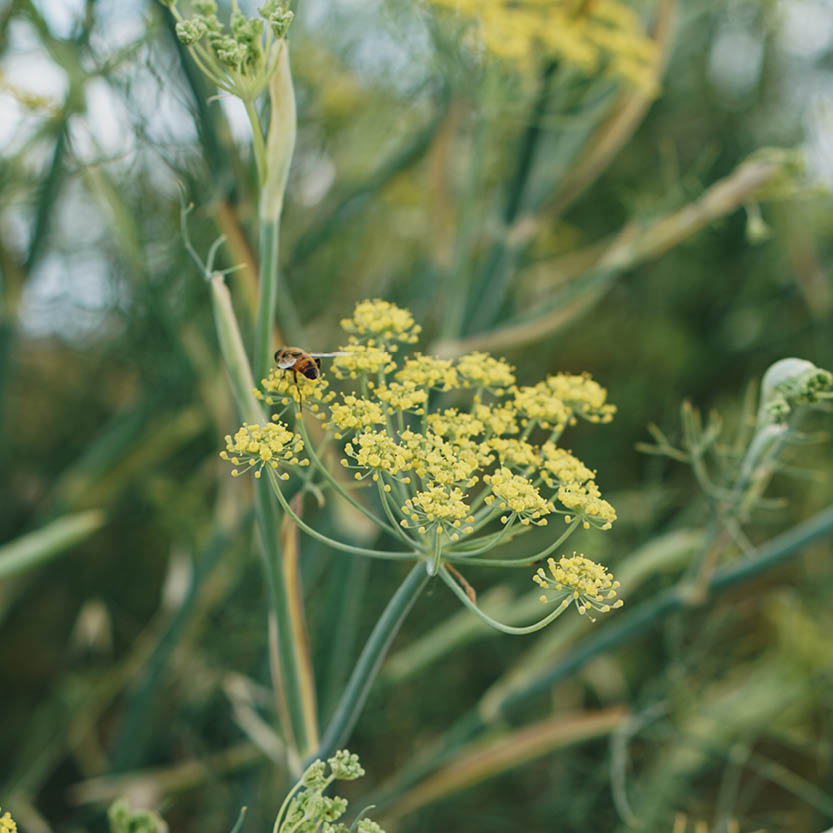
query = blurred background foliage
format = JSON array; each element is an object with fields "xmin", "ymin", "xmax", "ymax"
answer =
[{"xmin": 2, "ymin": 0, "xmax": 833, "ymax": 832}]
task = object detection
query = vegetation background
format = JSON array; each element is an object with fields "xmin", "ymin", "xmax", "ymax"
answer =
[{"xmin": 2, "ymin": 0, "xmax": 833, "ymax": 832}]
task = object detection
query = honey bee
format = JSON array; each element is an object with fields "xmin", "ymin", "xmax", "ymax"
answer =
[{"xmin": 273, "ymin": 347, "xmax": 347, "ymax": 410}]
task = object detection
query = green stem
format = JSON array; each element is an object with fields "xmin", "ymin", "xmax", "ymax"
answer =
[
  {"xmin": 255, "ymin": 217, "xmax": 280, "ymax": 384},
  {"xmin": 272, "ymin": 775, "xmax": 307, "ymax": 833},
  {"xmin": 267, "ymin": 470, "xmax": 416, "ymax": 560},
  {"xmin": 444, "ymin": 519, "xmax": 517, "ymax": 557},
  {"xmin": 245, "ymin": 97, "xmax": 268, "ymax": 184},
  {"xmin": 440, "ymin": 88, "xmax": 489, "ymax": 341},
  {"xmin": 465, "ymin": 61, "xmax": 558, "ymax": 334},
  {"xmin": 446, "ymin": 517, "xmax": 581, "ymax": 566},
  {"xmin": 210, "ymin": 275, "xmax": 262, "ymax": 422},
  {"xmin": 429, "ymin": 529, "xmax": 443, "ymax": 576},
  {"xmin": 208, "ymin": 274, "xmax": 310, "ymax": 756},
  {"xmin": 312, "ymin": 563, "xmax": 430, "ymax": 762},
  {"xmin": 297, "ymin": 420, "xmax": 397, "ymax": 534},
  {"xmin": 439, "ymin": 566, "xmax": 569, "ymax": 634},
  {"xmin": 254, "ymin": 480, "xmax": 312, "ymax": 758},
  {"xmin": 376, "ymin": 478, "xmax": 423, "ymax": 549},
  {"xmin": 289, "ymin": 95, "xmax": 449, "ymax": 268}
]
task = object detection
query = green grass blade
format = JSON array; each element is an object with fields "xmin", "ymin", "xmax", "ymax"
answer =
[{"xmin": 0, "ymin": 510, "xmax": 105, "ymax": 581}]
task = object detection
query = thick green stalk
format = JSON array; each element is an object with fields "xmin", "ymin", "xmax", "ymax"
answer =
[
  {"xmin": 288, "ymin": 95, "xmax": 449, "ymax": 269},
  {"xmin": 244, "ymin": 98, "xmax": 267, "ymax": 184},
  {"xmin": 311, "ymin": 564, "xmax": 430, "ymax": 763},
  {"xmin": 210, "ymin": 274, "xmax": 313, "ymax": 759},
  {"xmin": 255, "ymin": 480, "xmax": 314, "ymax": 760},
  {"xmin": 255, "ymin": 44, "xmax": 299, "ymax": 370},
  {"xmin": 255, "ymin": 217, "xmax": 281, "ymax": 384},
  {"xmin": 464, "ymin": 61, "xmax": 558, "ymax": 334},
  {"xmin": 210, "ymin": 275, "xmax": 261, "ymax": 422}
]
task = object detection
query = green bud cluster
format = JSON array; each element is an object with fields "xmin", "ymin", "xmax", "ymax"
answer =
[
  {"xmin": 273, "ymin": 750, "xmax": 384, "ymax": 833},
  {"xmin": 759, "ymin": 358, "xmax": 833, "ymax": 425},
  {"xmin": 162, "ymin": 0, "xmax": 293, "ymax": 102},
  {"xmin": 108, "ymin": 799, "xmax": 167, "ymax": 833}
]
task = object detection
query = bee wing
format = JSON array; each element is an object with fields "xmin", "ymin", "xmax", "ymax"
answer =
[
  {"xmin": 308, "ymin": 352, "xmax": 349, "ymax": 358},
  {"xmin": 276, "ymin": 356, "xmax": 299, "ymax": 369}
]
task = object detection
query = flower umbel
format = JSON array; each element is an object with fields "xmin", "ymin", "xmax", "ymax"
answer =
[
  {"xmin": 401, "ymin": 486, "xmax": 475, "ymax": 539},
  {"xmin": 427, "ymin": 0, "xmax": 660, "ymax": 93},
  {"xmin": 220, "ymin": 421, "xmax": 308, "ymax": 479},
  {"xmin": 340, "ymin": 298, "xmax": 421, "ymax": 349},
  {"xmin": 223, "ymin": 299, "xmax": 622, "ymax": 633},
  {"xmin": 484, "ymin": 468, "xmax": 553, "ymax": 525},
  {"xmin": 259, "ymin": 364, "xmax": 335, "ymax": 413},
  {"xmin": 534, "ymin": 554, "xmax": 623, "ymax": 620},
  {"xmin": 456, "ymin": 351, "xmax": 516, "ymax": 394},
  {"xmin": 557, "ymin": 481, "xmax": 617, "ymax": 529}
]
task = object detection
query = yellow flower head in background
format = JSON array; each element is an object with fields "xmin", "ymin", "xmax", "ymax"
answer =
[
  {"xmin": 0, "ymin": 809, "xmax": 17, "ymax": 833},
  {"xmin": 428, "ymin": 0, "xmax": 660, "ymax": 93}
]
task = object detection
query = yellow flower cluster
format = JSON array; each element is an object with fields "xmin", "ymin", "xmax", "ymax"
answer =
[
  {"xmin": 540, "ymin": 442, "xmax": 595, "ymax": 486},
  {"xmin": 401, "ymin": 486, "xmax": 475, "ymax": 539},
  {"xmin": 484, "ymin": 467, "xmax": 553, "ymax": 525},
  {"xmin": 456, "ymin": 351, "xmax": 515, "ymax": 394},
  {"xmin": 343, "ymin": 431, "xmax": 412, "ymax": 481},
  {"xmin": 340, "ymin": 298, "xmax": 421, "ymax": 349},
  {"xmin": 402, "ymin": 430, "xmax": 487, "ymax": 488},
  {"xmin": 258, "ymin": 365, "xmax": 335, "ymax": 411},
  {"xmin": 426, "ymin": 409, "xmax": 485, "ymax": 441},
  {"xmin": 396, "ymin": 354, "xmax": 458, "ymax": 390},
  {"xmin": 0, "ymin": 809, "xmax": 17, "ymax": 833},
  {"xmin": 558, "ymin": 482, "xmax": 617, "ymax": 529},
  {"xmin": 545, "ymin": 373, "xmax": 616, "ymax": 424},
  {"xmin": 428, "ymin": 0, "xmax": 659, "ymax": 93},
  {"xmin": 513, "ymin": 382, "xmax": 572, "ymax": 430},
  {"xmin": 332, "ymin": 344, "xmax": 396, "ymax": 378},
  {"xmin": 224, "ymin": 300, "xmax": 616, "ymax": 567},
  {"xmin": 327, "ymin": 394, "xmax": 388, "ymax": 436},
  {"xmin": 373, "ymin": 381, "xmax": 429, "ymax": 413},
  {"xmin": 221, "ymin": 421, "xmax": 308, "ymax": 479},
  {"xmin": 488, "ymin": 437, "xmax": 539, "ymax": 469},
  {"xmin": 473, "ymin": 402, "xmax": 519, "ymax": 436},
  {"xmin": 534, "ymin": 553, "xmax": 623, "ymax": 618}
]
